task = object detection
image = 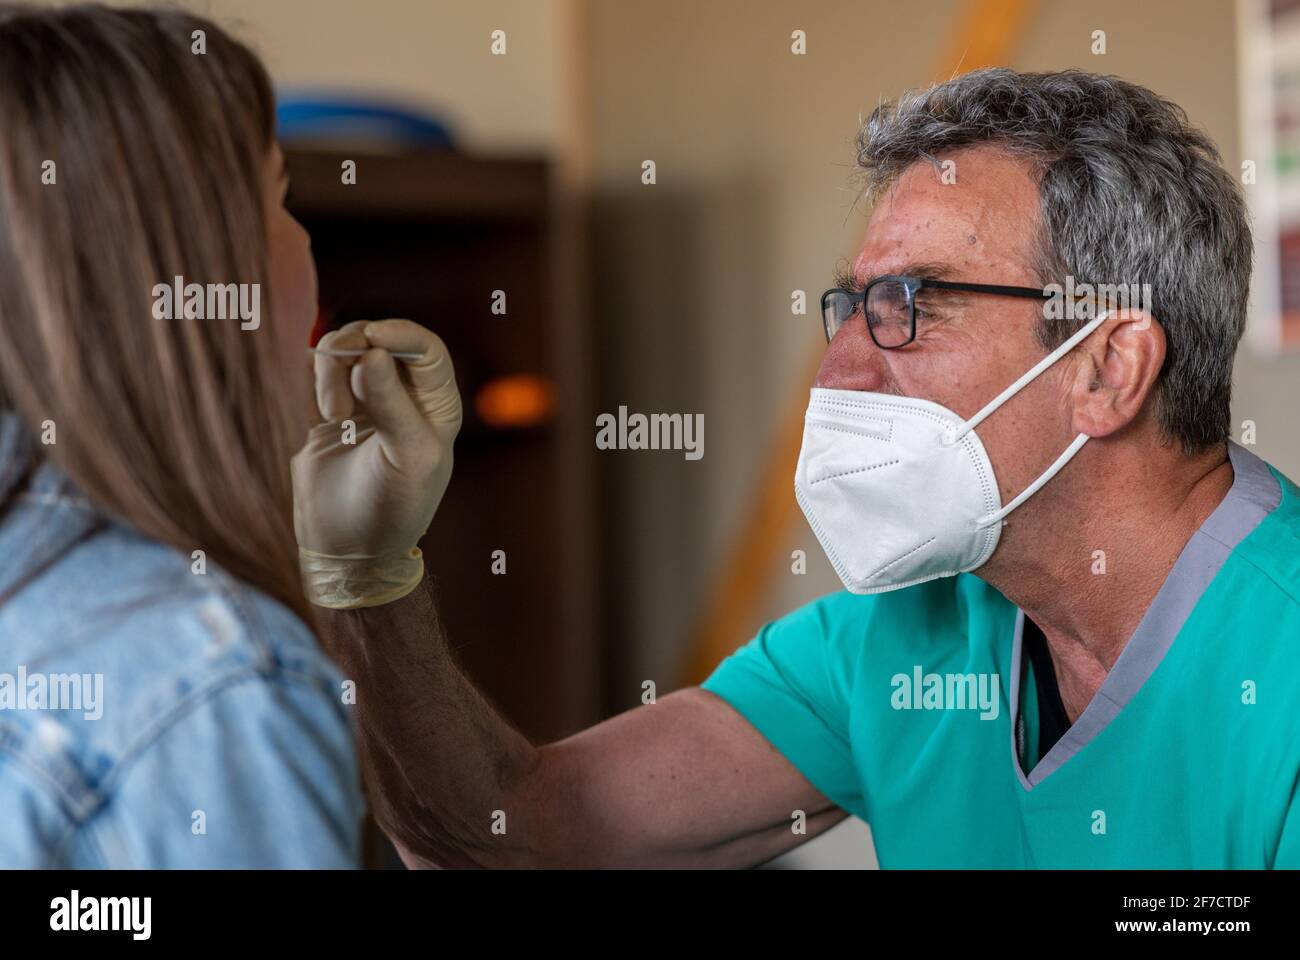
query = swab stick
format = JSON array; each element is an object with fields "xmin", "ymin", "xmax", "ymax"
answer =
[{"xmin": 308, "ymin": 347, "xmax": 423, "ymax": 362}]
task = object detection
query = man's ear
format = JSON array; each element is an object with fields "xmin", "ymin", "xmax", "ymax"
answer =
[{"xmin": 1069, "ymin": 309, "xmax": 1166, "ymax": 439}]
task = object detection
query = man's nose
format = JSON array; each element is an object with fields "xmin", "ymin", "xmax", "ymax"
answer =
[{"xmin": 814, "ymin": 322, "xmax": 890, "ymax": 391}]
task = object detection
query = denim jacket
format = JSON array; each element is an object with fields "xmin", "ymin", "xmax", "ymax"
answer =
[{"xmin": 0, "ymin": 411, "xmax": 363, "ymax": 867}]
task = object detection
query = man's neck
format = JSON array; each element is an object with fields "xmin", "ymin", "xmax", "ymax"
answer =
[{"xmin": 978, "ymin": 441, "xmax": 1234, "ymax": 723}]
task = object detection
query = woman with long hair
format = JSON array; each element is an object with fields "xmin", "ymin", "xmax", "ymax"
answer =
[{"xmin": 0, "ymin": 4, "xmax": 363, "ymax": 867}]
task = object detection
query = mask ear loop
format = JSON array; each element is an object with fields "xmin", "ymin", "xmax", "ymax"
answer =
[
  {"xmin": 937, "ymin": 307, "xmax": 1111, "ymax": 528},
  {"xmin": 977, "ymin": 432, "xmax": 1090, "ymax": 528}
]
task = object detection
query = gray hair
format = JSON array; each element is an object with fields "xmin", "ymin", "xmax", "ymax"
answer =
[{"xmin": 855, "ymin": 68, "xmax": 1251, "ymax": 456}]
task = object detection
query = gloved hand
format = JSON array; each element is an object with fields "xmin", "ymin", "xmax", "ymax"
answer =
[{"xmin": 291, "ymin": 319, "xmax": 462, "ymax": 609}]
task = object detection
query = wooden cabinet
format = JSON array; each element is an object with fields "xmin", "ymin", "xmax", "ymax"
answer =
[{"xmin": 287, "ymin": 149, "xmax": 601, "ymax": 746}]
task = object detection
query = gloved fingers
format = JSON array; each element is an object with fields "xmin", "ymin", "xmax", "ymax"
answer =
[
  {"xmin": 350, "ymin": 346, "xmax": 432, "ymax": 471},
  {"xmin": 313, "ymin": 322, "xmax": 369, "ymax": 421},
  {"xmin": 362, "ymin": 320, "xmax": 463, "ymax": 429}
]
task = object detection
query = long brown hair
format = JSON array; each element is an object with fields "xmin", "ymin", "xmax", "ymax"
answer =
[{"xmin": 0, "ymin": 4, "xmax": 313, "ymax": 625}]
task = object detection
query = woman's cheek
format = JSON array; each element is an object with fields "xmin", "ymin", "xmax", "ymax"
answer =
[{"xmin": 267, "ymin": 212, "xmax": 319, "ymax": 414}]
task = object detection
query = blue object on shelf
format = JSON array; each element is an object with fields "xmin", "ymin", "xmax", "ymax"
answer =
[{"xmin": 276, "ymin": 93, "xmax": 455, "ymax": 149}]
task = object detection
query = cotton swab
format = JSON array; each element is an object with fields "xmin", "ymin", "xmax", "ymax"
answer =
[{"xmin": 308, "ymin": 347, "xmax": 423, "ymax": 362}]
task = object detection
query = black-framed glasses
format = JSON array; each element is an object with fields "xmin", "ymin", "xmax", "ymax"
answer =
[{"xmin": 820, "ymin": 275, "xmax": 1052, "ymax": 348}]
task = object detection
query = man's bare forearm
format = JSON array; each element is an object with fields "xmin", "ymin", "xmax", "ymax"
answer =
[
  {"xmin": 316, "ymin": 576, "xmax": 544, "ymax": 867},
  {"xmin": 317, "ymin": 574, "xmax": 847, "ymax": 870}
]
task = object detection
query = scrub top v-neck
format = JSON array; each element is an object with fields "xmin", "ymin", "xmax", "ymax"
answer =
[
  {"xmin": 1017, "ymin": 617, "xmax": 1071, "ymax": 773},
  {"xmin": 704, "ymin": 441, "xmax": 1300, "ymax": 867}
]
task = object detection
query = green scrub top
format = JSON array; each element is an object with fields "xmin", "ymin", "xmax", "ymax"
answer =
[{"xmin": 702, "ymin": 441, "xmax": 1300, "ymax": 868}]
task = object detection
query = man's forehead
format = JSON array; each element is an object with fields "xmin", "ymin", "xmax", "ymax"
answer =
[{"xmin": 851, "ymin": 147, "xmax": 1041, "ymax": 281}]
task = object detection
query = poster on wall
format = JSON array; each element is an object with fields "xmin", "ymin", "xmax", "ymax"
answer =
[{"xmin": 1240, "ymin": 0, "xmax": 1300, "ymax": 353}]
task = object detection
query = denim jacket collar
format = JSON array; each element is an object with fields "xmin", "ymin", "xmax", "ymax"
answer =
[{"xmin": 0, "ymin": 409, "xmax": 102, "ymax": 602}]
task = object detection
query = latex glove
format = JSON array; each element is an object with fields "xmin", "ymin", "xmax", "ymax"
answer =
[{"xmin": 291, "ymin": 319, "xmax": 462, "ymax": 609}]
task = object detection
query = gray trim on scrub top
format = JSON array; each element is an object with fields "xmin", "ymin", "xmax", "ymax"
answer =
[{"xmin": 1009, "ymin": 440, "xmax": 1283, "ymax": 790}]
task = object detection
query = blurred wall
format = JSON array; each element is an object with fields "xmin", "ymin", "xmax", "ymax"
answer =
[{"xmin": 181, "ymin": 0, "xmax": 579, "ymax": 156}]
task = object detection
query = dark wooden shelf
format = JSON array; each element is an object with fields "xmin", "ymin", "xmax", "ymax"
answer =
[{"xmin": 286, "ymin": 148, "xmax": 548, "ymax": 222}]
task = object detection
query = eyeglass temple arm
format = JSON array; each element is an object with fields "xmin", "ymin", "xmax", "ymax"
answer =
[
  {"xmin": 921, "ymin": 279, "xmax": 1052, "ymax": 299},
  {"xmin": 923, "ymin": 280, "xmax": 1107, "ymax": 312}
]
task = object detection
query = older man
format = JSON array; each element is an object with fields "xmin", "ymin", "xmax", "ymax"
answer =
[{"xmin": 298, "ymin": 68, "xmax": 1300, "ymax": 868}]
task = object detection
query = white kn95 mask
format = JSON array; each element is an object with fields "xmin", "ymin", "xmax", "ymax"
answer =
[{"xmin": 794, "ymin": 309, "xmax": 1109, "ymax": 594}]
